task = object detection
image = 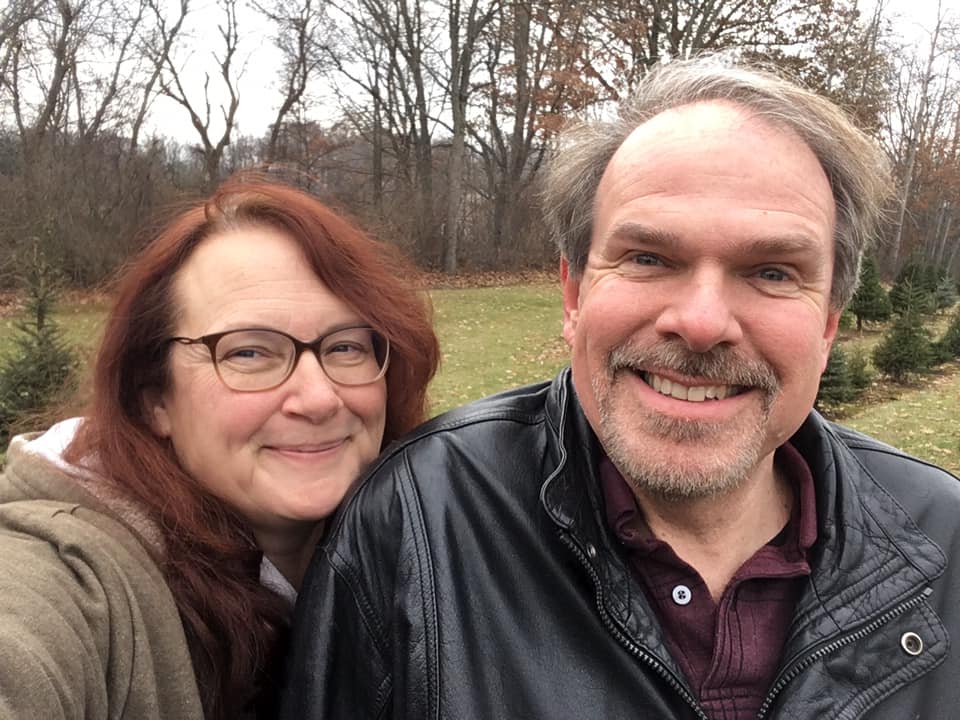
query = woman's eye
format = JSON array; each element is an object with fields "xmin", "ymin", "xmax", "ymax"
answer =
[
  {"xmin": 231, "ymin": 348, "xmax": 260, "ymax": 358},
  {"xmin": 328, "ymin": 342, "xmax": 366, "ymax": 355},
  {"xmin": 223, "ymin": 347, "xmax": 271, "ymax": 361}
]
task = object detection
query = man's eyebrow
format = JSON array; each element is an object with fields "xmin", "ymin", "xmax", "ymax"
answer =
[
  {"xmin": 606, "ymin": 222, "xmax": 680, "ymax": 248},
  {"xmin": 607, "ymin": 222, "xmax": 824, "ymax": 256},
  {"xmin": 741, "ymin": 234, "xmax": 824, "ymax": 256}
]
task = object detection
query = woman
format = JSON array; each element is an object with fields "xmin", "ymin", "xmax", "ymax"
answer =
[{"xmin": 0, "ymin": 176, "xmax": 440, "ymax": 719}]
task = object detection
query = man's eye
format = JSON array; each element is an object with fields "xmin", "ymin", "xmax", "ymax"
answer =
[
  {"xmin": 756, "ymin": 267, "xmax": 789, "ymax": 282},
  {"xmin": 632, "ymin": 253, "xmax": 663, "ymax": 266}
]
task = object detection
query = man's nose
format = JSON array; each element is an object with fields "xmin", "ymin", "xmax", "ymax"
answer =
[{"xmin": 653, "ymin": 270, "xmax": 744, "ymax": 353}]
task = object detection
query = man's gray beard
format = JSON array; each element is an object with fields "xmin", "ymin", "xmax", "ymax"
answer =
[{"xmin": 593, "ymin": 341, "xmax": 780, "ymax": 502}]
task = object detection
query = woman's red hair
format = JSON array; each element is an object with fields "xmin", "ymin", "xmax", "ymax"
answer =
[{"xmin": 65, "ymin": 175, "xmax": 439, "ymax": 718}]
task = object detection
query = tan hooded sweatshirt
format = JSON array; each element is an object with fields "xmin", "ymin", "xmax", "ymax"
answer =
[{"xmin": 0, "ymin": 426, "xmax": 204, "ymax": 719}]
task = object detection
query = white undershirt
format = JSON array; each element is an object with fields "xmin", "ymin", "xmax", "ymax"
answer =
[{"xmin": 259, "ymin": 556, "xmax": 298, "ymax": 606}]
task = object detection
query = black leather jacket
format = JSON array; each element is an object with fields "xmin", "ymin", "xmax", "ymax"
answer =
[{"xmin": 281, "ymin": 369, "xmax": 960, "ymax": 719}]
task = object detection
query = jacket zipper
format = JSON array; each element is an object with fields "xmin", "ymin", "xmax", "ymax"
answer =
[
  {"xmin": 755, "ymin": 587, "xmax": 934, "ymax": 719},
  {"xmin": 559, "ymin": 531, "xmax": 709, "ymax": 720}
]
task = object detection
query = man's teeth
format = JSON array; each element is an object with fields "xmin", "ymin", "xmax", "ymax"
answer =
[{"xmin": 645, "ymin": 373, "xmax": 738, "ymax": 401}]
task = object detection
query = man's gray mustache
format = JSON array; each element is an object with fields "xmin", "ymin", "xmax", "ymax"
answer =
[{"xmin": 606, "ymin": 342, "xmax": 780, "ymax": 394}]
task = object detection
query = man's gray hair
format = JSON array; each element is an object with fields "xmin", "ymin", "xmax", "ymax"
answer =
[{"xmin": 541, "ymin": 57, "xmax": 892, "ymax": 309}]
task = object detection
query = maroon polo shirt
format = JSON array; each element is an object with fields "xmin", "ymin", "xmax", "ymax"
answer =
[{"xmin": 600, "ymin": 443, "xmax": 818, "ymax": 720}]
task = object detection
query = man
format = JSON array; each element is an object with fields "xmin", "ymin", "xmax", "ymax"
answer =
[{"xmin": 280, "ymin": 59, "xmax": 960, "ymax": 720}]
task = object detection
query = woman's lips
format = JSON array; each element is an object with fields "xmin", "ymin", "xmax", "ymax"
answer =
[{"xmin": 263, "ymin": 438, "xmax": 348, "ymax": 456}]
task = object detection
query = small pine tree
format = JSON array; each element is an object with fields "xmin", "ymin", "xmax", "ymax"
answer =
[
  {"xmin": 922, "ymin": 263, "xmax": 941, "ymax": 295},
  {"xmin": 816, "ymin": 345, "xmax": 855, "ymax": 407},
  {"xmin": 872, "ymin": 282, "xmax": 934, "ymax": 382},
  {"xmin": 849, "ymin": 255, "xmax": 892, "ymax": 330},
  {"xmin": 0, "ymin": 247, "xmax": 78, "ymax": 447},
  {"xmin": 847, "ymin": 348, "xmax": 874, "ymax": 392},
  {"xmin": 939, "ymin": 309, "xmax": 960, "ymax": 358},
  {"xmin": 890, "ymin": 260, "xmax": 934, "ymax": 316},
  {"xmin": 838, "ymin": 310, "xmax": 855, "ymax": 331},
  {"xmin": 934, "ymin": 274, "xmax": 958, "ymax": 310}
]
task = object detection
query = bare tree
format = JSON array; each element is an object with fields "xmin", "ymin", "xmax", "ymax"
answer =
[
  {"xmin": 253, "ymin": 0, "xmax": 330, "ymax": 162},
  {"xmin": 470, "ymin": 0, "xmax": 596, "ymax": 264},
  {"xmin": 883, "ymin": 9, "xmax": 954, "ymax": 274},
  {"xmin": 0, "ymin": 0, "xmax": 187, "ymax": 284},
  {"xmin": 157, "ymin": 0, "xmax": 244, "ymax": 189},
  {"xmin": 322, "ymin": 0, "xmax": 443, "ymax": 264},
  {"xmin": 439, "ymin": 0, "xmax": 499, "ymax": 272}
]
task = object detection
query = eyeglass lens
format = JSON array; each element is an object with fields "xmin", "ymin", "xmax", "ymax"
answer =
[{"xmin": 213, "ymin": 327, "xmax": 387, "ymax": 391}]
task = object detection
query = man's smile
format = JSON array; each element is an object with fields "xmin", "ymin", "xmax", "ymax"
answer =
[{"xmin": 641, "ymin": 371, "xmax": 747, "ymax": 401}]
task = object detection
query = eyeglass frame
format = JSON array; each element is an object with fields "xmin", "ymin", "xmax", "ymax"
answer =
[{"xmin": 166, "ymin": 324, "xmax": 391, "ymax": 392}]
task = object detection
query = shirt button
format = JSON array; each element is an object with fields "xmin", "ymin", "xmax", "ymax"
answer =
[{"xmin": 672, "ymin": 584, "xmax": 692, "ymax": 606}]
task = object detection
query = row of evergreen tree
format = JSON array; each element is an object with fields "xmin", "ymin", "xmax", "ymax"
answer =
[
  {"xmin": 849, "ymin": 256, "xmax": 958, "ymax": 330},
  {"xmin": 818, "ymin": 256, "xmax": 960, "ymax": 409}
]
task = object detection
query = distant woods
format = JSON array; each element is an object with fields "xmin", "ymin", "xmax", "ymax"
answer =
[{"xmin": 2, "ymin": 0, "xmax": 960, "ymax": 284}]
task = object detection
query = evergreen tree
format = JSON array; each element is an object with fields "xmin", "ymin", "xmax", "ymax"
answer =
[
  {"xmin": 816, "ymin": 345, "xmax": 855, "ymax": 407},
  {"xmin": 847, "ymin": 348, "xmax": 874, "ymax": 392},
  {"xmin": 940, "ymin": 309, "xmax": 960, "ymax": 358},
  {"xmin": 934, "ymin": 274, "xmax": 958, "ymax": 310},
  {"xmin": 890, "ymin": 260, "xmax": 934, "ymax": 316},
  {"xmin": 849, "ymin": 255, "xmax": 891, "ymax": 330},
  {"xmin": 0, "ymin": 247, "xmax": 77, "ymax": 447},
  {"xmin": 922, "ymin": 263, "xmax": 941, "ymax": 295},
  {"xmin": 872, "ymin": 281, "xmax": 934, "ymax": 382}
]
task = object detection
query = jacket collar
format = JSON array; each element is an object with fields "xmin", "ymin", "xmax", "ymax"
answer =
[
  {"xmin": 785, "ymin": 413, "xmax": 945, "ymax": 649},
  {"xmin": 540, "ymin": 370, "xmax": 944, "ymax": 656}
]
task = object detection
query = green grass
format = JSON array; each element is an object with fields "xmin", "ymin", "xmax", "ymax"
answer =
[
  {"xmin": 843, "ymin": 365, "xmax": 960, "ymax": 475},
  {"xmin": 428, "ymin": 283, "xmax": 567, "ymax": 413},
  {"xmin": 2, "ymin": 287, "xmax": 958, "ymax": 477}
]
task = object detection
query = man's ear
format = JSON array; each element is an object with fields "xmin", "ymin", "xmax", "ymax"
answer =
[
  {"xmin": 820, "ymin": 309, "xmax": 842, "ymax": 373},
  {"xmin": 142, "ymin": 387, "xmax": 172, "ymax": 438},
  {"xmin": 561, "ymin": 257, "xmax": 580, "ymax": 348}
]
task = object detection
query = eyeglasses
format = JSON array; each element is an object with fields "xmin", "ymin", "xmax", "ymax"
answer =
[{"xmin": 168, "ymin": 325, "xmax": 390, "ymax": 392}]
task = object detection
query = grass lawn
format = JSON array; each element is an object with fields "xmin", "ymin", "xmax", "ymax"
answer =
[
  {"xmin": 428, "ymin": 282, "xmax": 566, "ymax": 413},
  {"xmin": 843, "ymin": 363, "xmax": 960, "ymax": 475},
  {"xmin": 1, "ymin": 284, "xmax": 958, "ymax": 477}
]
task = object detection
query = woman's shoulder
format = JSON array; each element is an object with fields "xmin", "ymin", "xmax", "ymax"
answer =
[
  {"xmin": 2, "ymin": 426, "xmax": 172, "ymax": 630},
  {"xmin": 3, "ymin": 421, "xmax": 167, "ymax": 554},
  {"xmin": 0, "ymin": 429, "xmax": 204, "ymax": 719}
]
